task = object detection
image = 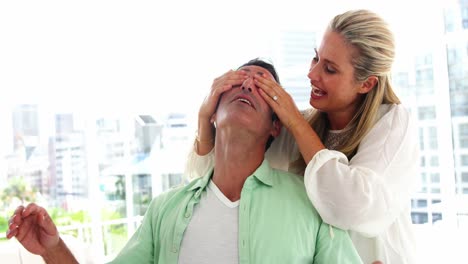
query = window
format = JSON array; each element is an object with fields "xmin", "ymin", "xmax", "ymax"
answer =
[
  {"xmin": 428, "ymin": 126, "xmax": 438, "ymax": 149},
  {"xmin": 462, "ymin": 172, "xmax": 468, "ymax": 182},
  {"xmin": 459, "ymin": 124, "xmax": 468, "ymax": 148},
  {"xmin": 431, "ymin": 173, "xmax": 440, "ymax": 183},
  {"xmin": 418, "ymin": 106, "xmax": 436, "ymax": 120},
  {"xmin": 461, "ymin": 155, "xmax": 468, "ymax": 166},
  {"xmin": 419, "ymin": 127, "xmax": 425, "ymax": 150}
]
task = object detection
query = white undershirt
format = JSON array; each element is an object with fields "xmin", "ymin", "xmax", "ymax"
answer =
[{"xmin": 178, "ymin": 180, "xmax": 239, "ymax": 264}]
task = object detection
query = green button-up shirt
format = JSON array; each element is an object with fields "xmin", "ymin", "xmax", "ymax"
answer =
[{"xmin": 109, "ymin": 160, "xmax": 362, "ymax": 264}]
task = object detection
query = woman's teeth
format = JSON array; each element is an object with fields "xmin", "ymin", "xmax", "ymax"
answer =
[{"xmin": 312, "ymin": 87, "xmax": 326, "ymax": 96}]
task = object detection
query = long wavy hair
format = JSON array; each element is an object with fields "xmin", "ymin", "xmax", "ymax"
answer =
[{"xmin": 292, "ymin": 9, "xmax": 401, "ymax": 173}]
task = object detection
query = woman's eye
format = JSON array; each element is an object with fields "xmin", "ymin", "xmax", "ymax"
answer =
[{"xmin": 325, "ymin": 66, "xmax": 336, "ymax": 74}]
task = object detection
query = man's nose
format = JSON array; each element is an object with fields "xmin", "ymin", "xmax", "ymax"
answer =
[{"xmin": 241, "ymin": 77, "xmax": 255, "ymax": 93}]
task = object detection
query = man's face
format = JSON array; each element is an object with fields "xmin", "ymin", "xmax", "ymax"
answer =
[{"xmin": 212, "ymin": 65, "xmax": 280, "ymax": 140}]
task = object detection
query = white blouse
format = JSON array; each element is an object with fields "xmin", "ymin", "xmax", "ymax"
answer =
[{"xmin": 184, "ymin": 104, "xmax": 419, "ymax": 264}]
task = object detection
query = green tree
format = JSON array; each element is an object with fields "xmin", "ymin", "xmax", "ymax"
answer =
[
  {"xmin": 0, "ymin": 177, "xmax": 38, "ymax": 237},
  {"xmin": 0, "ymin": 176, "xmax": 37, "ymax": 206}
]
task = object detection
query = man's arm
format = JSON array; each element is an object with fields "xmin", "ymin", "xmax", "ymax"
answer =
[
  {"xmin": 313, "ymin": 223, "xmax": 363, "ymax": 264},
  {"xmin": 42, "ymin": 238, "xmax": 79, "ymax": 264},
  {"xmin": 6, "ymin": 203, "xmax": 78, "ymax": 264}
]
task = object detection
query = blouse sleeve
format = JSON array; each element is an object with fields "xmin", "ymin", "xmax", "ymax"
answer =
[
  {"xmin": 304, "ymin": 104, "xmax": 418, "ymax": 237},
  {"xmin": 184, "ymin": 138, "xmax": 215, "ymax": 180},
  {"xmin": 265, "ymin": 125, "xmax": 299, "ymax": 171}
]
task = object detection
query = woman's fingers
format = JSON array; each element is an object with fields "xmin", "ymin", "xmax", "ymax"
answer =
[
  {"xmin": 213, "ymin": 70, "xmax": 247, "ymax": 93},
  {"xmin": 259, "ymin": 89, "xmax": 280, "ymax": 110},
  {"xmin": 254, "ymin": 74, "xmax": 284, "ymax": 98}
]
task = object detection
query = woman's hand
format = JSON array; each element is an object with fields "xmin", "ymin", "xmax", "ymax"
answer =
[
  {"xmin": 254, "ymin": 74, "xmax": 304, "ymax": 130},
  {"xmin": 196, "ymin": 69, "xmax": 248, "ymax": 155},
  {"xmin": 199, "ymin": 69, "xmax": 248, "ymax": 122}
]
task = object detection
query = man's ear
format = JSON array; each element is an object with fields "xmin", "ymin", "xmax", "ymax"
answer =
[
  {"xmin": 359, "ymin": 75, "xmax": 378, "ymax": 94},
  {"xmin": 270, "ymin": 119, "xmax": 282, "ymax": 138}
]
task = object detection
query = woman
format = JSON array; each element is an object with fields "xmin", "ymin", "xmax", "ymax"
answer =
[{"xmin": 186, "ymin": 9, "xmax": 418, "ymax": 264}]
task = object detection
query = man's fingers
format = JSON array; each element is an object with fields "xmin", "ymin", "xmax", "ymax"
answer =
[
  {"xmin": 12, "ymin": 206, "xmax": 25, "ymax": 220},
  {"xmin": 6, "ymin": 226, "xmax": 18, "ymax": 239},
  {"xmin": 8, "ymin": 213, "xmax": 22, "ymax": 227},
  {"xmin": 37, "ymin": 211, "xmax": 58, "ymax": 236},
  {"xmin": 22, "ymin": 203, "xmax": 43, "ymax": 217},
  {"xmin": 14, "ymin": 205, "xmax": 25, "ymax": 215}
]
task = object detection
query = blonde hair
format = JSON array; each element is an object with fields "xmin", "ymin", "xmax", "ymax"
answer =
[{"xmin": 294, "ymin": 10, "xmax": 401, "ymax": 172}]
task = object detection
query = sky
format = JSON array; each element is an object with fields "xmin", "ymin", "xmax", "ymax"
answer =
[{"xmin": 0, "ymin": 0, "xmax": 445, "ymax": 117}]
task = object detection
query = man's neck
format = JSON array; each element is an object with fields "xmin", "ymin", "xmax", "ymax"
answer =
[{"xmin": 211, "ymin": 130, "xmax": 265, "ymax": 202}]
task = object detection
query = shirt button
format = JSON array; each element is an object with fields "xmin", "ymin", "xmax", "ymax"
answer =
[
  {"xmin": 172, "ymin": 247, "xmax": 178, "ymax": 253},
  {"xmin": 185, "ymin": 212, "xmax": 191, "ymax": 218}
]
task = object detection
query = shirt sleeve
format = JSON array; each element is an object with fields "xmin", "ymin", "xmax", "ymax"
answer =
[
  {"xmin": 313, "ymin": 224, "xmax": 363, "ymax": 264},
  {"xmin": 107, "ymin": 196, "xmax": 165, "ymax": 264},
  {"xmin": 304, "ymin": 104, "xmax": 419, "ymax": 236}
]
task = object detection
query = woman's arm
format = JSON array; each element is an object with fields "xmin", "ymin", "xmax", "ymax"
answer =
[
  {"xmin": 254, "ymin": 74, "xmax": 326, "ymax": 163},
  {"xmin": 195, "ymin": 69, "xmax": 248, "ymax": 155},
  {"xmin": 304, "ymin": 105, "xmax": 418, "ymax": 236},
  {"xmin": 185, "ymin": 140, "xmax": 215, "ymax": 180}
]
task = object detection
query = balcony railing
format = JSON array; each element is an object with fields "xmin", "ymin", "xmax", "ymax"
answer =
[{"xmin": 0, "ymin": 216, "xmax": 143, "ymax": 264}]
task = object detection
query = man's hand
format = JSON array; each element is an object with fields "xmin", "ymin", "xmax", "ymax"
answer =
[{"xmin": 6, "ymin": 203, "xmax": 60, "ymax": 256}]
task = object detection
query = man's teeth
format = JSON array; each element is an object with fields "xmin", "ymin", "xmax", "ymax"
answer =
[
  {"xmin": 312, "ymin": 87, "xmax": 326, "ymax": 96},
  {"xmin": 238, "ymin": 98, "xmax": 252, "ymax": 106}
]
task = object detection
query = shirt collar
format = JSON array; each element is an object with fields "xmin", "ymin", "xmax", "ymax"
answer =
[
  {"xmin": 188, "ymin": 168, "xmax": 213, "ymax": 192},
  {"xmin": 187, "ymin": 159, "xmax": 275, "ymax": 192},
  {"xmin": 252, "ymin": 159, "xmax": 275, "ymax": 186}
]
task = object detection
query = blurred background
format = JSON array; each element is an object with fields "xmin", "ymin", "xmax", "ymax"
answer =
[{"xmin": 1, "ymin": 0, "xmax": 467, "ymax": 263}]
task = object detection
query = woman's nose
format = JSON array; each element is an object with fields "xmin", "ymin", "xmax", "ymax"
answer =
[{"xmin": 307, "ymin": 65, "xmax": 318, "ymax": 81}]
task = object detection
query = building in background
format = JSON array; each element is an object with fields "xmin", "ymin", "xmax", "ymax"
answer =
[
  {"xmin": 48, "ymin": 113, "xmax": 88, "ymax": 209},
  {"xmin": 5, "ymin": 105, "xmax": 49, "ymax": 204}
]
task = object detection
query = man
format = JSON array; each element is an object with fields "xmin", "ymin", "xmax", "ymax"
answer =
[{"xmin": 7, "ymin": 58, "xmax": 362, "ymax": 263}]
